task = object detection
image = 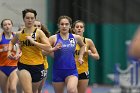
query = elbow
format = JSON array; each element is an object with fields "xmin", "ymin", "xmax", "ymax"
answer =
[
  {"xmin": 10, "ymin": 40, "xmax": 16, "ymax": 45},
  {"xmin": 45, "ymin": 46, "xmax": 53, "ymax": 53},
  {"xmin": 128, "ymin": 49, "xmax": 140, "ymax": 59},
  {"xmin": 97, "ymin": 55, "xmax": 100, "ymax": 60},
  {"xmin": 9, "ymin": 41, "xmax": 14, "ymax": 46},
  {"xmin": 128, "ymin": 44, "xmax": 140, "ymax": 59},
  {"xmin": 94, "ymin": 54, "xmax": 100, "ymax": 60}
]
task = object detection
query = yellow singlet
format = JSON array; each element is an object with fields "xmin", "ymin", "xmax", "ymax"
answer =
[
  {"xmin": 75, "ymin": 38, "xmax": 89, "ymax": 74},
  {"xmin": 18, "ymin": 28, "xmax": 44, "ymax": 65},
  {"xmin": 43, "ymin": 56, "xmax": 48, "ymax": 70}
]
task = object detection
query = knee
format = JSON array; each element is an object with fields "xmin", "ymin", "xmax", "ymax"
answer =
[
  {"xmin": 9, "ymin": 87, "xmax": 17, "ymax": 93},
  {"xmin": 23, "ymin": 91, "xmax": 32, "ymax": 93},
  {"xmin": 67, "ymin": 87, "xmax": 77, "ymax": 93}
]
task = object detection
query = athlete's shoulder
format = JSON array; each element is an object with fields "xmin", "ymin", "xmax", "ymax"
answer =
[
  {"xmin": 36, "ymin": 28, "xmax": 42, "ymax": 32},
  {"xmin": 0, "ymin": 32, "xmax": 3, "ymax": 42},
  {"xmin": 15, "ymin": 31, "xmax": 22, "ymax": 38},
  {"xmin": 85, "ymin": 38, "xmax": 92, "ymax": 42},
  {"xmin": 16, "ymin": 31, "xmax": 22, "ymax": 34},
  {"xmin": 50, "ymin": 34, "xmax": 57, "ymax": 39},
  {"xmin": 72, "ymin": 34, "xmax": 80, "ymax": 39},
  {"xmin": 0, "ymin": 32, "xmax": 3, "ymax": 36},
  {"xmin": 35, "ymin": 28, "xmax": 42, "ymax": 34},
  {"xmin": 12, "ymin": 31, "xmax": 16, "ymax": 34},
  {"xmin": 85, "ymin": 38, "xmax": 95, "ymax": 47},
  {"xmin": 49, "ymin": 34, "xmax": 57, "ymax": 46}
]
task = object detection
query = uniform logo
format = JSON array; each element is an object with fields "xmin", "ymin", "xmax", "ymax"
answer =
[
  {"xmin": 69, "ymin": 38, "xmax": 75, "ymax": 45},
  {"xmin": 31, "ymin": 33, "xmax": 37, "ymax": 40}
]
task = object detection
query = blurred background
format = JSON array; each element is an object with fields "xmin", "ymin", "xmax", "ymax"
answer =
[
  {"xmin": 0, "ymin": 0, "xmax": 140, "ymax": 92},
  {"xmin": 46, "ymin": 0, "xmax": 139, "ymax": 85}
]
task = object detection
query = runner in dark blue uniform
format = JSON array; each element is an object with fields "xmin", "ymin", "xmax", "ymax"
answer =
[{"xmin": 49, "ymin": 15, "xmax": 85, "ymax": 93}]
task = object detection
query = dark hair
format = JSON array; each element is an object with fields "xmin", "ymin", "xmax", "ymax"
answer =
[
  {"xmin": 72, "ymin": 20, "xmax": 85, "ymax": 34},
  {"xmin": 56, "ymin": 15, "xmax": 72, "ymax": 34},
  {"xmin": 22, "ymin": 8, "xmax": 37, "ymax": 19},
  {"xmin": 57, "ymin": 15, "xmax": 72, "ymax": 25},
  {"xmin": 72, "ymin": 20, "xmax": 85, "ymax": 28},
  {"xmin": 41, "ymin": 24, "xmax": 50, "ymax": 38},
  {"xmin": 34, "ymin": 20, "xmax": 50, "ymax": 37},
  {"xmin": 1, "ymin": 19, "xmax": 13, "ymax": 28}
]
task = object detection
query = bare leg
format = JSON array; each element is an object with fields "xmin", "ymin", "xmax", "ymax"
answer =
[
  {"xmin": 77, "ymin": 79, "xmax": 89, "ymax": 93},
  {"xmin": 32, "ymin": 80, "xmax": 42, "ymax": 93},
  {"xmin": 8, "ymin": 69, "xmax": 18, "ymax": 93},
  {"xmin": 38, "ymin": 78, "xmax": 46, "ymax": 93},
  {"xmin": 17, "ymin": 80, "xmax": 23, "ymax": 93},
  {"xmin": 18, "ymin": 70, "xmax": 32, "ymax": 93},
  {"xmin": 52, "ymin": 82, "xmax": 65, "ymax": 93},
  {"xmin": 65, "ymin": 75, "xmax": 78, "ymax": 93},
  {"xmin": 0, "ymin": 70, "xmax": 8, "ymax": 93}
]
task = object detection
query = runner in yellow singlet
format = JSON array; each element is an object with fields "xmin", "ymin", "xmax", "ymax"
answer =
[
  {"xmin": 8, "ymin": 9, "xmax": 58, "ymax": 93},
  {"xmin": 73, "ymin": 20, "xmax": 100, "ymax": 93},
  {"xmin": 34, "ymin": 20, "xmax": 50, "ymax": 93}
]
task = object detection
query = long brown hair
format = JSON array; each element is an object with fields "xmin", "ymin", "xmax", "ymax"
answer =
[
  {"xmin": 41, "ymin": 24, "xmax": 50, "ymax": 38},
  {"xmin": 34, "ymin": 20, "xmax": 50, "ymax": 37}
]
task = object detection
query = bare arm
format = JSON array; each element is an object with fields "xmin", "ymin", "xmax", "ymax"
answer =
[
  {"xmin": 42, "ymin": 50, "xmax": 54, "ymax": 58},
  {"xmin": 8, "ymin": 32, "xmax": 20, "ymax": 59},
  {"xmin": 0, "ymin": 32, "xmax": 3, "ymax": 52},
  {"xmin": 0, "ymin": 32, "xmax": 2, "ymax": 42},
  {"xmin": 74, "ymin": 34, "xmax": 86, "ymax": 64},
  {"xmin": 14, "ymin": 43, "xmax": 22, "ymax": 59},
  {"xmin": 129, "ymin": 28, "xmax": 140, "ymax": 58},
  {"xmin": 48, "ymin": 35, "xmax": 56, "ymax": 47},
  {"xmin": 8, "ymin": 32, "xmax": 19, "ymax": 51},
  {"xmin": 26, "ymin": 30, "xmax": 60, "ymax": 53},
  {"xmin": 87, "ymin": 38, "xmax": 100, "ymax": 60},
  {"xmin": 47, "ymin": 35, "xmax": 57, "ymax": 57}
]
